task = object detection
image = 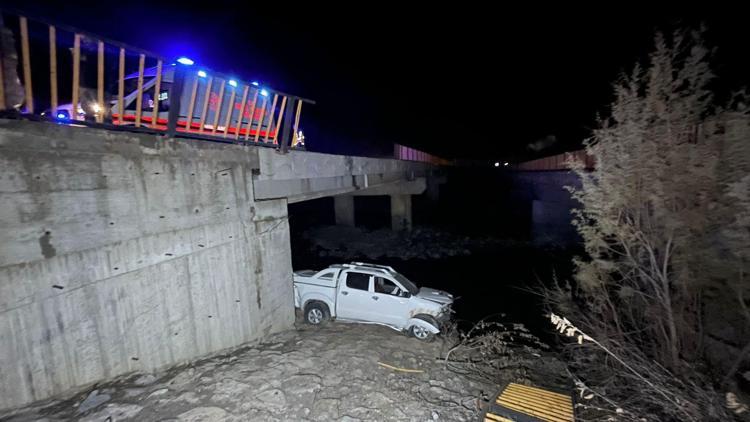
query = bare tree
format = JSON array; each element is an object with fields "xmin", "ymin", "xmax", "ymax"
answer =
[{"xmin": 545, "ymin": 29, "xmax": 750, "ymax": 421}]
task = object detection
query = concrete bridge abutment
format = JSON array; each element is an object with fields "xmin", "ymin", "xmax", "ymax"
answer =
[{"xmin": 0, "ymin": 119, "xmax": 431, "ymax": 410}]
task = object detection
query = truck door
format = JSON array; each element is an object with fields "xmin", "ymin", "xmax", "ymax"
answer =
[
  {"xmin": 336, "ymin": 271, "xmax": 373, "ymax": 321},
  {"xmin": 368, "ymin": 276, "xmax": 413, "ymax": 328}
]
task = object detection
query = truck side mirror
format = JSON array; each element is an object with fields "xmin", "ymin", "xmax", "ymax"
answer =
[{"xmin": 400, "ymin": 290, "xmax": 411, "ymax": 298}]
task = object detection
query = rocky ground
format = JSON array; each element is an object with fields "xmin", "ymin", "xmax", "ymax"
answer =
[
  {"xmin": 1, "ymin": 225, "xmax": 575, "ymax": 422},
  {"xmin": 302, "ymin": 226, "xmax": 511, "ymax": 261},
  {"xmin": 1, "ymin": 322, "xmax": 494, "ymax": 422}
]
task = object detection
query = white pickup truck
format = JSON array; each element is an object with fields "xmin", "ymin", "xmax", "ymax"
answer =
[{"xmin": 293, "ymin": 262, "xmax": 454, "ymax": 341}]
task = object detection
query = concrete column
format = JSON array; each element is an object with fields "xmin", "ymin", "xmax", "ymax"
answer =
[
  {"xmin": 390, "ymin": 194, "xmax": 412, "ymax": 231},
  {"xmin": 334, "ymin": 195, "xmax": 355, "ymax": 227},
  {"xmin": 426, "ymin": 176, "xmax": 441, "ymax": 202}
]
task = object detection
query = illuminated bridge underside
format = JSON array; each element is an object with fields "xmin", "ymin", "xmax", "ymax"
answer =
[{"xmin": 253, "ymin": 148, "xmax": 427, "ymax": 203}]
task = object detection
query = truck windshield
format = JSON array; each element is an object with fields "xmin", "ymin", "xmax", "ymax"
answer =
[{"xmin": 393, "ymin": 273, "xmax": 419, "ymax": 295}]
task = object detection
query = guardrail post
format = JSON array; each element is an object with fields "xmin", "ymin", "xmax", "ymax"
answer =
[
  {"xmin": 279, "ymin": 97, "xmax": 294, "ymax": 153},
  {"xmin": 166, "ymin": 64, "xmax": 186, "ymax": 137}
]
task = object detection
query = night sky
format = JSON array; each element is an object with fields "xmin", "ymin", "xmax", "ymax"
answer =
[{"xmin": 12, "ymin": 2, "xmax": 750, "ymax": 160}]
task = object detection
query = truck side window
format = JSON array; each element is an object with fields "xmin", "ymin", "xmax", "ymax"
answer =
[
  {"xmin": 345, "ymin": 272, "xmax": 370, "ymax": 291},
  {"xmin": 319, "ymin": 271, "xmax": 335, "ymax": 279},
  {"xmin": 374, "ymin": 277, "xmax": 399, "ymax": 295}
]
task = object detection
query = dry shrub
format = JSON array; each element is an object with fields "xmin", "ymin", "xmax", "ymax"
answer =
[
  {"xmin": 441, "ymin": 317, "xmax": 567, "ymax": 388},
  {"xmin": 544, "ymin": 28, "xmax": 750, "ymax": 421},
  {"xmin": 548, "ymin": 312, "xmax": 731, "ymax": 421}
]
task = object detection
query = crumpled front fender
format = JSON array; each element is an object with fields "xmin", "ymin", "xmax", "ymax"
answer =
[{"xmin": 406, "ymin": 316, "xmax": 440, "ymax": 334}]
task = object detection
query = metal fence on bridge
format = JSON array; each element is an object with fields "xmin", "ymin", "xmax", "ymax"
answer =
[
  {"xmin": 511, "ymin": 150, "xmax": 595, "ymax": 171},
  {"xmin": 394, "ymin": 144, "xmax": 452, "ymax": 165},
  {"xmin": 0, "ymin": 8, "xmax": 314, "ymax": 151}
]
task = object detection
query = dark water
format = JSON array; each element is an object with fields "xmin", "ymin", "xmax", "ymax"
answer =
[{"xmin": 287, "ymin": 168, "xmax": 580, "ymax": 340}]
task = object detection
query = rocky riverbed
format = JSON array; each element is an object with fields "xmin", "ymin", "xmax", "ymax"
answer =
[
  {"xmin": 1, "ymin": 323, "xmax": 493, "ymax": 422},
  {"xmin": 301, "ymin": 225, "xmax": 510, "ymax": 261}
]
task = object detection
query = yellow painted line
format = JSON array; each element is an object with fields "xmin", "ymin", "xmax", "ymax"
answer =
[
  {"xmin": 497, "ymin": 398, "xmax": 573, "ymax": 422},
  {"xmin": 500, "ymin": 389, "xmax": 573, "ymax": 416},
  {"xmin": 484, "ymin": 412, "xmax": 514, "ymax": 422},
  {"xmin": 501, "ymin": 388, "xmax": 572, "ymax": 408},
  {"xmin": 496, "ymin": 400, "xmax": 572, "ymax": 421},
  {"xmin": 500, "ymin": 401, "xmax": 573, "ymax": 421},
  {"xmin": 501, "ymin": 395, "xmax": 571, "ymax": 412},
  {"xmin": 498, "ymin": 394, "xmax": 573, "ymax": 421},
  {"xmin": 500, "ymin": 386, "xmax": 573, "ymax": 417},
  {"xmin": 506, "ymin": 383, "xmax": 571, "ymax": 402}
]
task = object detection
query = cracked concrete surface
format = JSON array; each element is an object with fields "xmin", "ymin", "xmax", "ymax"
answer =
[{"xmin": 1, "ymin": 323, "xmax": 487, "ymax": 421}]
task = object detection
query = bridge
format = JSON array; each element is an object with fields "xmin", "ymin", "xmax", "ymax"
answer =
[
  {"xmin": 0, "ymin": 119, "xmax": 435, "ymax": 410},
  {"xmin": 0, "ymin": 9, "xmax": 444, "ymax": 410}
]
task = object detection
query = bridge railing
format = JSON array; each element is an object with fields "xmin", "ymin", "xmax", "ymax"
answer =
[
  {"xmin": 511, "ymin": 150, "xmax": 595, "ymax": 171},
  {"xmin": 0, "ymin": 8, "xmax": 314, "ymax": 151},
  {"xmin": 394, "ymin": 144, "xmax": 452, "ymax": 165}
]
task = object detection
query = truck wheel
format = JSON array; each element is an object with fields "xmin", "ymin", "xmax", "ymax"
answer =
[
  {"xmin": 410, "ymin": 314, "xmax": 438, "ymax": 341},
  {"xmin": 304, "ymin": 302, "xmax": 329, "ymax": 325},
  {"xmin": 410, "ymin": 324, "xmax": 435, "ymax": 341}
]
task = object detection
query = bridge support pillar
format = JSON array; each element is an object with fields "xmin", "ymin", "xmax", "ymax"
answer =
[
  {"xmin": 390, "ymin": 194, "xmax": 412, "ymax": 231},
  {"xmin": 426, "ymin": 174, "xmax": 445, "ymax": 202},
  {"xmin": 334, "ymin": 195, "xmax": 355, "ymax": 227}
]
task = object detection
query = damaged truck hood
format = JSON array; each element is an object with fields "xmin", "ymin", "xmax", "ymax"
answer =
[{"xmin": 415, "ymin": 287, "xmax": 454, "ymax": 305}]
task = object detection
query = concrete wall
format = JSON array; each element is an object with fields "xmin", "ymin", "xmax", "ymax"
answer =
[{"xmin": 0, "ymin": 120, "xmax": 294, "ymax": 410}]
